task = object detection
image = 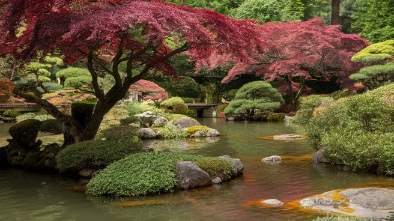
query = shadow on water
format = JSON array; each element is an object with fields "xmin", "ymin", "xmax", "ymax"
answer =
[{"xmin": 1, "ymin": 119, "xmax": 394, "ymax": 221}]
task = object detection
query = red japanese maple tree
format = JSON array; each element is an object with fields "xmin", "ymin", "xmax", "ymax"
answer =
[
  {"xmin": 129, "ymin": 80, "xmax": 168, "ymax": 101},
  {"xmin": 223, "ymin": 18, "xmax": 369, "ymax": 110},
  {"xmin": 0, "ymin": 0, "xmax": 265, "ymax": 144}
]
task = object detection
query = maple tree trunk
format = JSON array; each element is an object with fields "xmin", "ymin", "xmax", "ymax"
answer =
[{"xmin": 331, "ymin": 0, "xmax": 340, "ymax": 25}]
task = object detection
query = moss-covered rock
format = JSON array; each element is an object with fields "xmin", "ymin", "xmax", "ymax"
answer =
[{"xmin": 8, "ymin": 119, "xmax": 42, "ymax": 148}]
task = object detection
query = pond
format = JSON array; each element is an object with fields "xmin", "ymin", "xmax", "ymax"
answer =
[{"xmin": 1, "ymin": 118, "xmax": 394, "ymax": 221}]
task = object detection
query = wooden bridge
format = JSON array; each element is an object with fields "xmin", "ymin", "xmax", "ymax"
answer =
[
  {"xmin": 0, "ymin": 103, "xmax": 41, "ymax": 113},
  {"xmin": 186, "ymin": 103, "xmax": 218, "ymax": 117}
]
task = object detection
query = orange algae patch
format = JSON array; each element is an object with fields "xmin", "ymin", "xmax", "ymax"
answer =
[
  {"xmin": 322, "ymin": 190, "xmax": 355, "ymax": 213},
  {"xmin": 256, "ymin": 134, "xmax": 306, "ymax": 141},
  {"xmin": 67, "ymin": 185, "xmax": 87, "ymax": 192},
  {"xmin": 281, "ymin": 155, "xmax": 313, "ymax": 164},
  {"xmin": 114, "ymin": 198, "xmax": 197, "ymax": 207},
  {"xmin": 238, "ymin": 173, "xmax": 257, "ymax": 183}
]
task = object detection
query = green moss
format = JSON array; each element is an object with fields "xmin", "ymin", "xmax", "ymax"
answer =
[
  {"xmin": 56, "ymin": 139, "xmax": 143, "ymax": 173},
  {"xmin": 194, "ymin": 157, "xmax": 234, "ymax": 180},
  {"xmin": 86, "ymin": 152, "xmax": 238, "ymax": 197},
  {"xmin": 186, "ymin": 126, "xmax": 210, "ymax": 136}
]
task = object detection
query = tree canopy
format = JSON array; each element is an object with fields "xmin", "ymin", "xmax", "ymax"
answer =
[
  {"xmin": 222, "ymin": 18, "xmax": 369, "ymax": 110},
  {"xmin": 351, "ymin": 0, "xmax": 394, "ymax": 43},
  {"xmin": 0, "ymin": 0, "xmax": 266, "ymax": 144}
]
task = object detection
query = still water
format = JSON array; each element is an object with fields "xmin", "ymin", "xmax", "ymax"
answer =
[{"xmin": 1, "ymin": 119, "xmax": 394, "ymax": 221}]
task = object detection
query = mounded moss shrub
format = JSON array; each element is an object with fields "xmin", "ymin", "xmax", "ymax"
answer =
[
  {"xmin": 160, "ymin": 97, "xmax": 188, "ymax": 114},
  {"xmin": 39, "ymin": 119, "xmax": 62, "ymax": 134},
  {"xmin": 9, "ymin": 119, "xmax": 42, "ymax": 147},
  {"xmin": 194, "ymin": 157, "xmax": 234, "ymax": 180},
  {"xmin": 100, "ymin": 125, "xmax": 137, "ymax": 141},
  {"xmin": 306, "ymin": 83, "xmax": 394, "ymax": 175},
  {"xmin": 86, "ymin": 152, "xmax": 203, "ymax": 196},
  {"xmin": 56, "ymin": 139, "xmax": 143, "ymax": 173}
]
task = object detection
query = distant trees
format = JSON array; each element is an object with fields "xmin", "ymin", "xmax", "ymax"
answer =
[
  {"xmin": 234, "ymin": 0, "xmax": 304, "ymax": 22},
  {"xmin": 224, "ymin": 81, "xmax": 284, "ymax": 118},
  {"xmin": 351, "ymin": 0, "xmax": 394, "ymax": 43}
]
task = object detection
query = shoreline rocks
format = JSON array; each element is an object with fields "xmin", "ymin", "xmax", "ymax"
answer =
[{"xmin": 299, "ymin": 187, "xmax": 394, "ymax": 219}]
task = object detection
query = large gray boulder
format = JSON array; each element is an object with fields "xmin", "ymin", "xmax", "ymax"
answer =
[
  {"xmin": 135, "ymin": 111, "xmax": 157, "ymax": 127},
  {"xmin": 311, "ymin": 149, "xmax": 330, "ymax": 164},
  {"xmin": 137, "ymin": 128, "xmax": 157, "ymax": 139},
  {"xmin": 173, "ymin": 117, "xmax": 201, "ymax": 129},
  {"xmin": 175, "ymin": 161, "xmax": 212, "ymax": 190},
  {"xmin": 299, "ymin": 187, "xmax": 394, "ymax": 218},
  {"xmin": 153, "ymin": 116, "xmax": 168, "ymax": 127}
]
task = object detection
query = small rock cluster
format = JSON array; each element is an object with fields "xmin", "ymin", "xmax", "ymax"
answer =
[
  {"xmin": 0, "ymin": 119, "xmax": 60, "ymax": 170},
  {"xmin": 136, "ymin": 111, "xmax": 220, "ymax": 139}
]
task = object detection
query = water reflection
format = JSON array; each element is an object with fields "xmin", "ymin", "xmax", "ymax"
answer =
[{"xmin": 1, "ymin": 120, "xmax": 394, "ymax": 221}]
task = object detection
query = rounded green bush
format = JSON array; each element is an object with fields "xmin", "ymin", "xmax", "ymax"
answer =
[
  {"xmin": 100, "ymin": 125, "xmax": 137, "ymax": 141},
  {"xmin": 292, "ymin": 95, "xmax": 334, "ymax": 125},
  {"xmin": 39, "ymin": 119, "xmax": 62, "ymax": 134},
  {"xmin": 160, "ymin": 97, "xmax": 188, "ymax": 114},
  {"xmin": 56, "ymin": 139, "xmax": 143, "ymax": 173},
  {"xmin": 305, "ymin": 83, "xmax": 394, "ymax": 174},
  {"xmin": 86, "ymin": 152, "xmax": 203, "ymax": 196}
]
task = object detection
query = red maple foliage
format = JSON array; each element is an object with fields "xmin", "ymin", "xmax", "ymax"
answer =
[
  {"xmin": 0, "ymin": 80, "xmax": 15, "ymax": 102},
  {"xmin": 129, "ymin": 80, "xmax": 168, "ymax": 101},
  {"xmin": 0, "ymin": 0, "xmax": 265, "ymax": 144},
  {"xmin": 223, "ymin": 18, "xmax": 369, "ymax": 110}
]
